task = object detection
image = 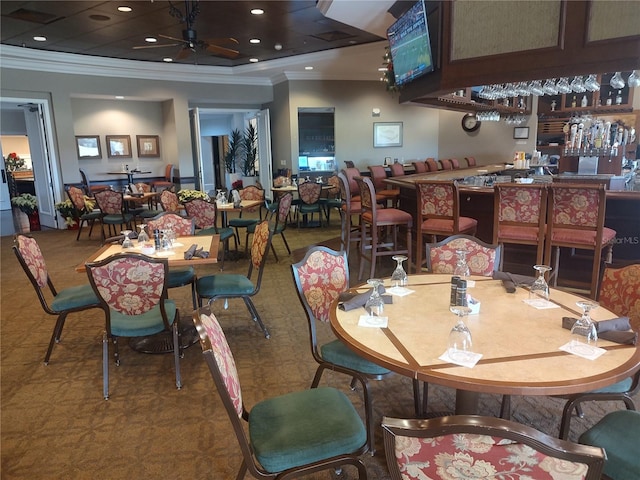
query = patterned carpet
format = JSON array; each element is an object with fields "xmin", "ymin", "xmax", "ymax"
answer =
[{"xmin": 1, "ymin": 221, "xmax": 635, "ymax": 479}]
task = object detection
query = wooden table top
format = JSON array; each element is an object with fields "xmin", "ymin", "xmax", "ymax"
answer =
[
  {"xmin": 385, "ymin": 163, "xmax": 509, "ymax": 188},
  {"xmin": 215, "ymin": 199, "xmax": 263, "ymax": 212},
  {"xmin": 75, "ymin": 235, "xmax": 220, "ymax": 272},
  {"xmin": 330, "ymin": 274, "xmax": 639, "ymax": 397}
]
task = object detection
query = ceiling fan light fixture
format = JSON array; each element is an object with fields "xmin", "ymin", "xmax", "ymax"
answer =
[
  {"xmin": 305, "ymin": 66, "xmax": 313, "ymax": 70},
  {"xmin": 251, "ymin": 8, "xmax": 264, "ymax": 15},
  {"xmin": 145, "ymin": 37, "xmax": 157, "ymax": 43},
  {"xmin": 249, "ymin": 58, "xmax": 259, "ymax": 63},
  {"xmin": 117, "ymin": 6, "xmax": 132, "ymax": 13},
  {"xmin": 250, "ymin": 38, "xmax": 260, "ymax": 44},
  {"xmin": 33, "ymin": 36, "xmax": 47, "ymax": 42},
  {"xmin": 163, "ymin": 57, "xmax": 173, "ymax": 62}
]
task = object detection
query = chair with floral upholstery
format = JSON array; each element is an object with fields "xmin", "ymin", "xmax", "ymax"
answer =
[
  {"xmin": 93, "ymin": 188, "xmax": 135, "ymax": 241},
  {"xmin": 66, "ymin": 185, "xmax": 102, "ymax": 241},
  {"xmin": 196, "ymin": 220, "xmax": 273, "ymax": 338},
  {"xmin": 146, "ymin": 212, "xmax": 198, "ymax": 309},
  {"xmin": 184, "ymin": 198, "xmax": 236, "ymax": 270},
  {"xmin": 382, "ymin": 415, "xmax": 604, "ymax": 480},
  {"xmin": 246, "ymin": 192, "xmax": 292, "ymax": 262},
  {"xmin": 228, "ymin": 185, "xmax": 264, "ymax": 247},
  {"xmin": 85, "ymin": 252, "xmax": 182, "ymax": 399},
  {"xmin": 159, "ymin": 189, "xmax": 181, "ymax": 213},
  {"xmin": 192, "ymin": 308, "xmax": 368, "ymax": 479},
  {"xmin": 368, "ymin": 165, "xmax": 400, "ymax": 208},
  {"xmin": 296, "ymin": 181, "xmax": 323, "ymax": 228},
  {"xmin": 13, "ymin": 234, "xmax": 101, "ymax": 364},
  {"xmin": 128, "ymin": 181, "xmax": 162, "ymax": 220},
  {"xmin": 493, "ymin": 183, "xmax": 548, "ymax": 266},
  {"xmin": 425, "ymin": 234, "xmax": 502, "ymax": 276},
  {"xmin": 319, "ymin": 174, "xmax": 342, "ymax": 225},
  {"xmin": 415, "ymin": 180, "xmax": 478, "ymax": 272},
  {"xmin": 425, "ymin": 158, "xmax": 439, "ymax": 172},
  {"xmin": 544, "ymin": 184, "xmax": 616, "ymax": 299}
]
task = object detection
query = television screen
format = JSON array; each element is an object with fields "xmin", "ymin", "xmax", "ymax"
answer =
[{"xmin": 387, "ymin": 0, "xmax": 434, "ymax": 86}]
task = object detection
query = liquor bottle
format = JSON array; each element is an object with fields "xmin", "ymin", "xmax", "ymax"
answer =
[
  {"xmin": 581, "ymin": 95, "xmax": 588, "ymax": 107},
  {"xmin": 571, "ymin": 95, "xmax": 577, "ymax": 108},
  {"xmin": 615, "ymin": 90, "xmax": 623, "ymax": 105},
  {"xmin": 606, "ymin": 91, "xmax": 613, "ymax": 106}
]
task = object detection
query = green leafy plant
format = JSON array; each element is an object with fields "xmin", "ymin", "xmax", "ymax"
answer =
[
  {"xmin": 55, "ymin": 199, "xmax": 78, "ymax": 226},
  {"xmin": 177, "ymin": 189, "xmax": 209, "ymax": 203},
  {"xmin": 224, "ymin": 129, "xmax": 243, "ymax": 174},
  {"xmin": 241, "ymin": 123, "xmax": 258, "ymax": 176},
  {"xmin": 11, "ymin": 193, "xmax": 38, "ymax": 215}
]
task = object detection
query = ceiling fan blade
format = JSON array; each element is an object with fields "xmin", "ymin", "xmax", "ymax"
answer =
[
  {"xmin": 203, "ymin": 37, "xmax": 239, "ymax": 46},
  {"xmin": 205, "ymin": 43, "xmax": 240, "ymax": 59},
  {"xmin": 175, "ymin": 47, "xmax": 193, "ymax": 61},
  {"xmin": 133, "ymin": 43, "xmax": 181, "ymax": 50},
  {"xmin": 158, "ymin": 33, "xmax": 187, "ymax": 44}
]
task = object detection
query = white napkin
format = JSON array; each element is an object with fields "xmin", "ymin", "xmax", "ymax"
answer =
[
  {"xmin": 387, "ymin": 286, "xmax": 414, "ymax": 297},
  {"xmin": 559, "ymin": 342, "xmax": 606, "ymax": 360},
  {"xmin": 358, "ymin": 315, "xmax": 388, "ymax": 328},
  {"xmin": 439, "ymin": 349, "xmax": 483, "ymax": 368},
  {"xmin": 523, "ymin": 298, "xmax": 560, "ymax": 309}
]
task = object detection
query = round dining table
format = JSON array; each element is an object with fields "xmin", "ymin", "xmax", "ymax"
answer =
[{"xmin": 330, "ymin": 274, "xmax": 640, "ymax": 415}]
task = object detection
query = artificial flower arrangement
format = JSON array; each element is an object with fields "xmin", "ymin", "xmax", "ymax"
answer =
[
  {"xmin": 11, "ymin": 193, "xmax": 38, "ymax": 215},
  {"xmin": 55, "ymin": 199, "xmax": 78, "ymax": 226},
  {"xmin": 177, "ymin": 189, "xmax": 209, "ymax": 203},
  {"xmin": 4, "ymin": 152, "xmax": 25, "ymax": 172}
]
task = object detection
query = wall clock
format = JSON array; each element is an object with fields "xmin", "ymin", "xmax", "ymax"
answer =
[{"xmin": 461, "ymin": 113, "xmax": 481, "ymax": 132}]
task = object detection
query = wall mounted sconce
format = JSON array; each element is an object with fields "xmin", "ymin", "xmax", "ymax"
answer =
[{"xmin": 372, "ymin": 108, "xmax": 381, "ymax": 117}]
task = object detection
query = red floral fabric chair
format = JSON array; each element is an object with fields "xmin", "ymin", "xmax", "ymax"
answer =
[
  {"xmin": 13, "ymin": 235, "xmax": 100, "ymax": 364},
  {"xmin": 93, "ymin": 188, "xmax": 134, "ymax": 240},
  {"xmin": 146, "ymin": 212, "xmax": 194, "ymax": 236},
  {"xmin": 66, "ymin": 185, "xmax": 102, "ymax": 240},
  {"xmin": 192, "ymin": 309, "xmax": 368, "ymax": 478},
  {"xmin": 296, "ymin": 181, "xmax": 323, "ymax": 227},
  {"xmin": 544, "ymin": 184, "xmax": 616, "ymax": 299},
  {"xmin": 493, "ymin": 183, "xmax": 547, "ymax": 265},
  {"xmin": 160, "ymin": 189, "xmax": 181, "ymax": 213},
  {"xmin": 426, "ymin": 234, "xmax": 502, "ymax": 276},
  {"xmin": 415, "ymin": 180, "xmax": 478, "ymax": 271},
  {"xmin": 85, "ymin": 253, "xmax": 181, "ymax": 399},
  {"xmin": 382, "ymin": 415, "xmax": 604, "ymax": 480},
  {"xmin": 184, "ymin": 198, "xmax": 236, "ymax": 269},
  {"xmin": 228, "ymin": 185, "xmax": 264, "ymax": 247},
  {"xmin": 196, "ymin": 220, "xmax": 273, "ymax": 338}
]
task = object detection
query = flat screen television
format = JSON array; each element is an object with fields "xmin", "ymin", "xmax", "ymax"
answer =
[{"xmin": 387, "ymin": 0, "xmax": 434, "ymax": 87}]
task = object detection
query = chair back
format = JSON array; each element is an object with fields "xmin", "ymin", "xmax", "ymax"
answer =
[
  {"xmin": 547, "ymin": 184, "xmax": 607, "ymax": 245},
  {"xmin": 239, "ymin": 185, "xmax": 264, "ymax": 213},
  {"xmin": 344, "ymin": 160, "xmax": 355, "ymax": 168},
  {"xmin": 134, "ymin": 182, "xmax": 151, "ymax": 193},
  {"xmin": 146, "ymin": 212, "xmax": 195, "ymax": 236},
  {"xmin": 160, "ymin": 190, "xmax": 180, "ymax": 213},
  {"xmin": 426, "ymin": 234, "xmax": 502, "ymax": 276},
  {"xmin": 425, "ymin": 158, "xmax": 439, "ymax": 172},
  {"xmin": 184, "ymin": 198, "xmax": 216, "ymax": 229},
  {"xmin": 439, "ymin": 159, "xmax": 453, "ymax": 170},
  {"xmin": 326, "ymin": 174, "xmax": 340, "ymax": 198},
  {"xmin": 163, "ymin": 164, "xmax": 174, "ymax": 182},
  {"xmin": 416, "ymin": 180, "xmax": 460, "ymax": 224},
  {"xmin": 274, "ymin": 192, "xmax": 293, "ymax": 226},
  {"xmin": 412, "ymin": 161, "xmax": 427, "ymax": 173},
  {"xmin": 368, "ymin": 165, "xmax": 389, "ymax": 191},
  {"xmin": 389, "ymin": 162, "xmax": 405, "ymax": 177},
  {"xmin": 298, "ymin": 181, "xmax": 322, "ymax": 205},
  {"xmin": 382, "ymin": 415, "xmax": 605, "ymax": 480},
  {"xmin": 66, "ymin": 185, "xmax": 88, "ymax": 213},
  {"xmin": 450, "ymin": 158, "xmax": 460, "ymax": 169},
  {"xmin": 597, "ymin": 260, "xmax": 640, "ymax": 329},
  {"xmin": 248, "ymin": 220, "xmax": 273, "ymax": 284},
  {"xmin": 354, "ymin": 176, "xmax": 377, "ymax": 223},
  {"xmin": 343, "ymin": 167, "xmax": 361, "ymax": 198},
  {"xmin": 94, "ymin": 189, "xmax": 124, "ymax": 215},
  {"xmin": 13, "ymin": 235, "xmax": 56, "ymax": 313},
  {"xmin": 465, "ymin": 156, "xmax": 477, "ymax": 167}
]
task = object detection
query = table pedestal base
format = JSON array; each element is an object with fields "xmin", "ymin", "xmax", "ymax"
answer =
[{"xmin": 128, "ymin": 317, "xmax": 199, "ymax": 354}]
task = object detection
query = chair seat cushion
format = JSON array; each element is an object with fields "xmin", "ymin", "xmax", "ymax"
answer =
[
  {"xmin": 110, "ymin": 299, "xmax": 176, "ymax": 337},
  {"xmin": 420, "ymin": 216, "xmax": 477, "ymax": 234},
  {"xmin": 136, "ymin": 209, "xmax": 163, "ymax": 218},
  {"xmin": 80, "ymin": 211, "xmax": 102, "ymax": 221},
  {"xmin": 197, "ymin": 274, "xmax": 254, "ymax": 297},
  {"xmin": 249, "ymin": 386, "xmax": 366, "ymax": 473},
  {"xmin": 299, "ymin": 204, "xmax": 321, "ymax": 213},
  {"xmin": 321, "ymin": 339, "xmax": 391, "ymax": 375},
  {"xmin": 579, "ymin": 410, "xmax": 640, "ymax": 480},
  {"xmin": 167, "ymin": 267, "xmax": 196, "ymax": 288},
  {"xmin": 102, "ymin": 213, "xmax": 134, "ymax": 224},
  {"xmin": 378, "ymin": 189, "xmax": 400, "ymax": 198},
  {"xmin": 197, "ymin": 227, "xmax": 235, "ymax": 241},
  {"xmin": 590, "ymin": 376, "xmax": 633, "ymax": 393},
  {"xmin": 342, "ymin": 203, "xmax": 362, "ymax": 214},
  {"xmin": 228, "ymin": 218, "xmax": 259, "ymax": 228},
  {"xmin": 51, "ymin": 284, "xmax": 99, "ymax": 312},
  {"xmin": 363, "ymin": 208, "xmax": 412, "ymax": 226},
  {"xmin": 498, "ymin": 225, "xmax": 542, "ymax": 242},
  {"xmin": 551, "ymin": 227, "xmax": 616, "ymax": 246}
]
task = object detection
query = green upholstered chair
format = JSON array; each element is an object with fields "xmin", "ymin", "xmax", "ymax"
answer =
[
  {"xmin": 86, "ymin": 253, "xmax": 181, "ymax": 399},
  {"xmin": 196, "ymin": 220, "xmax": 272, "ymax": 338},
  {"xmin": 579, "ymin": 410, "xmax": 640, "ymax": 480},
  {"xmin": 66, "ymin": 185, "xmax": 102, "ymax": 240},
  {"xmin": 192, "ymin": 308, "xmax": 368, "ymax": 479},
  {"xmin": 13, "ymin": 234, "xmax": 101, "ymax": 364}
]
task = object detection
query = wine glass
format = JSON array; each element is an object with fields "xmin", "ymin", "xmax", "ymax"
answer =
[
  {"xmin": 571, "ymin": 300, "xmax": 599, "ymax": 352},
  {"xmin": 364, "ymin": 279, "xmax": 385, "ymax": 325},
  {"xmin": 121, "ymin": 230, "xmax": 133, "ymax": 249},
  {"xmin": 137, "ymin": 224, "xmax": 149, "ymax": 245},
  {"xmin": 529, "ymin": 265, "xmax": 552, "ymax": 301},
  {"xmin": 610, "ymin": 71, "xmax": 625, "ymax": 89},
  {"xmin": 453, "ymin": 249, "xmax": 470, "ymax": 278},
  {"xmin": 628, "ymin": 70, "xmax": 640, "ymax": 88},
  {"xmin": 391, "ymin": 255, "xmax": 408, "ymax": 287},
  {"xmin": 448, "ymin": 306, "xmax": 473, "ymax": 362}
]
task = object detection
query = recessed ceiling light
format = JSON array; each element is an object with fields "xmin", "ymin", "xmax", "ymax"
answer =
[
  {"xmin": 33, "ymin": 36, "xmax": 47, "ymax": 42},
  {"xmin": 115, "ymin": 96, "xmax": 124, "ymax": 99},
  {"xmin": 117, "ymin": 6, "xmax": 132, "ymax": 12},
  {"xmin": 145, "ymin": 37, "xmax": 157, "ymax": 43},
  {"xmin": 163, "ymin": 57, "xmax": 173, "ymax": 62},
  {"xmin": 249, "ymin": 58, "xmax": 259, "ymax": 63},
  {"xmin": 251, "ymin": 8, "xmax": 264, "ymax": 15},
  {"xmin": 249, "ymin": 38, "xmax": 260, "ymax": 44},
  {"xmin": 377, "ymin": 67, "xmax": 387, "ymax": 72},
  {"xmin": 305, "ymin": 66, "xmax": 313, "ymax": 70}
]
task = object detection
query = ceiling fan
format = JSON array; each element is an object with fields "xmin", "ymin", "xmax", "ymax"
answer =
[{"xmin": 133, "ymin": 0, "xmax": 239, "ymax": 61}]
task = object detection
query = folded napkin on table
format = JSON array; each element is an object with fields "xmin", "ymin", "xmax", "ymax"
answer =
[
  {"xmin": 184, "ymin": 244, "xmax": 210, "ymax": 260},
  {"xmin": 492, "ymin": 271, "xmax": 536, "ymax": 293},
  {"xmin": 562, "ymin": 316, "xmax": 637, "ymax": 345},
  {"xmin": 338, "ymin": 285, "xmax": 392, "ymax": 312}
]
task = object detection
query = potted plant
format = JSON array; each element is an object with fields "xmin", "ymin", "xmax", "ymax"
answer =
[
  {"xmin": 11, "ymin": 193, "xmax": 40, "ymax": 231},
  {"xmin": 223, "ymin": 129, "xmax": 243, "ymax": 190},
  {"xmin": 177, "ymin": 189, "xmax": 209, "ymax": 204},
  {"xmin": 55, "ymin": 199, "xmax": 79, "ymax": 228},
  {"xmin": 4, "ymin": 152, "xmax": 25, "ymax": 172},
  {"xmin": 241, "ymin": 123, "xmax": 258, "ymax": 185}
]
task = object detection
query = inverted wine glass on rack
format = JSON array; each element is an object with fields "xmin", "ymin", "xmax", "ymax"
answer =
[
  {"xmin": 529, "ymin": 265, "xmax": 552, "ymax": 301},
  {"xmin": 137, "ymin": 224, "xmax": 149, "ymax": 245},
  {"xmin": 448, "ymin": 305, "xmax": 473, "ymax": 362},
  {"xmin": 570, "ymin": 300, "xmax": 599, "ymax": 352},
  {"xmin": 121, "ymin": 230, "xmax": 133, "ymax": 249},
  {"xmin": 364, "ymin": 279, "xmax": 385, "ymax": 326},
  {"xmin": 453, "ymin": 249, "xmax": 470, "ymax": 278},
  {"xmin": 391, "ymin": 255, "xmax": 408, "ymax": 287}
]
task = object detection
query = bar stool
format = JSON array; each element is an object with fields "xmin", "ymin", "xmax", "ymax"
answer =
[
  {"xmin": 544, "ymin": 183, "xmax": 616, "ymax": 299},
  {"xmin": 465, "ymin": 156, "xmax": 477, "ymax": 167},
  {"xmin": 368, "ymin": 165, "xmax": 400, "ymax": 208},
  {"xmin": 493, "ymin": 183, "xmax": 548, "ymax": 266},
  {"xmin": 415, "ymin": 180, "xmax": 477, "ymax": 271},
  {"xmin": 425, "ymin": 158, "xmax": 439, "ymax": 172},
  {"xmin": 412, "ymin": 161, "xmax": 427, "ymax": 173},
  {"xmin": 337, "ymin": 171, "xmax": 362, "ymax": 258},
  {"xmin": 389, "ymin": 162, "xmax": 405, "ymax": 177},
  {"xmin": 449, "ymin": 158, "xmax": 461, "ymax": 169},
  {"xmin": 150, "ymin": 164, "xmax": 174, "ymax": 191},
  {"xmin": 355, "ymin": 176, "xmax": 412, "ymax": 280},
  {"xmin": 439, "ymin": 159, "xmax": 453, "ymax": 170}
]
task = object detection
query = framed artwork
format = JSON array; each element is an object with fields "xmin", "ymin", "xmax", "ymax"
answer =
[
  {"xmin": 374, "ymin": 122, "xmax": 403, "ymax": 147},
  {"xmin": 75, "ymin": 135, "xmax": 101, "ymax": 159},
  {"xmin": 136, "ymin": 135, "xmax": 160, "ymax": 157},
  {"xmin": 513, "ymin": 127, "xmax": 530, "ymax": 139},
  {"xmin": 106, "ymin": 135, "xmax": 132, "ymax": 158}
]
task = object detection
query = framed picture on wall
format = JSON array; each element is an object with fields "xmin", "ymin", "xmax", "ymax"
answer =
[
  {"xmin": 136, "ymin": 135, "xmax": 160, "ymax": 157},
  {"xmin": 106, "ymin": 135, "xmax": 132, "ymax": 158},
  {"xmin": 373, "ymin": 122, "xmax": 403, "ymax": 147},
  {"xmin": 513, "ymin": 127, "xmax": 530, "ymax": 139},
  {"xmin": 75, "ymin": 135, "xmax": 102, "ymax": 159}
]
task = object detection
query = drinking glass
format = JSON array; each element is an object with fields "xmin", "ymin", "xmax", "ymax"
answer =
[
  {"xmin": 610, "ymin": 72, "xmax": 625, "ymax": 89},
  {"xmin": 543, "ymin": 78, "xmax": 558, "ymax": 95},
  {"xmin": 453, "ymin": 249, "xmax": 470, "ymax": 278},
  {"xmin": 628, "ymin": 70, "xmax": 640, "ymax": 88},
  {"xmin": 571, "ymin": 300, "xmax": 599, "ymax": 351},
  {"xmin": 391, "ymin": 255, "xmax": 408, "ymax": 287},
  {"xmin": 364, "ymin": 279, "xmax": 385, "ymax": 325},
  {"xmin": 137, "ymin": 224, "xmax": 149, "ymax": 245},
  {"xmin": 448, "ymin": 306, "xmax": 473, "ymax": 362},
  {"xmin": 121, "ymin": 230, "xmax": 133, "ymax": 249},
  {"xmin": 529, "ymin": 265, "xmax": 552, "ymax": 301},
  {"xmin": 570, "ymin": 76, "xmax": 586, "ymax": 93},
  {"xmin": 556, "ymin": 77, "xmax": 572, "ymax": 94}
]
